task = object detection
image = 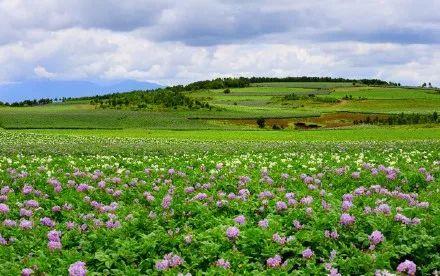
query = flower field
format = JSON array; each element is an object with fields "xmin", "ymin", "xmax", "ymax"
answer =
[{"xmin": 0, "ymin": 133, "xmax": 439, "ymax": 275}]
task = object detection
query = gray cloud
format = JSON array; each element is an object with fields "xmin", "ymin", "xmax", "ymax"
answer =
[{"xmin": 0, "ymin": 0, "xmax": 439, "ymax": 87}]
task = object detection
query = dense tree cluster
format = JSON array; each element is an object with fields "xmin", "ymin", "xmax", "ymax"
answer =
[
  {"xmin": 354, "ymin": 112, "xmax": 439, "ymax": 126},
  {"xmin": 249, "ymin": 76, "xmax": 397, "ymax": 86},
  {"xmin": 0, "ymin": 98, "xmax": 53, "ymax": 107},
  {"xmin": 169, "ymin": 77, "xmax": 250, "ymax": 91},
  {"xmin": 90, "ymin": 90, "xmax": 210, "ymax": 110}
]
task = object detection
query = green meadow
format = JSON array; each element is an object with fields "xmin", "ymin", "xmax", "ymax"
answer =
[{"xmin": 0, "ymin": 81, "xmax": 439, "ymax": 140}]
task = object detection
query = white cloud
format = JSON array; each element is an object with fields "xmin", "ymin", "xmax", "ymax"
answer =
[{"xmin": 34, "ymin": 65, "xmax": 56, "ymax": 78}]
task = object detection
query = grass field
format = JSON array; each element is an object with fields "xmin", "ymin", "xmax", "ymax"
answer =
[
  {"xmin": 1, "ymin": 81, "xmax": 440, "ymax": 275},
  {"xmin": 6, "ymin": 125, "xmax": 440, "ymax": 141}
]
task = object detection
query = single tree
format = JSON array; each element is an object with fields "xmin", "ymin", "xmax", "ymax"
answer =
[{"xmin": 256, "ymin": 118, "xmax": 266, "ymax": 128}]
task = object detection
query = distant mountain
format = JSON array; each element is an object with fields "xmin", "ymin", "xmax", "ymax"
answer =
[{"xmin": 0, "ymin": 79, "xmax": 163, "ymax": 103}]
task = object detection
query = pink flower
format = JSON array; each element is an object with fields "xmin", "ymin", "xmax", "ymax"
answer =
[{"xmin": 396, "ymin": 260, "xmax": 416, "ymax": 275}]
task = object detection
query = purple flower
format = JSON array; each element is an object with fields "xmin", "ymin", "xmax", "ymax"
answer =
[
  {"xmin": 341, "ymin": 200, "xmax": 353, "ymax": 211},
  {"xmin": 19, "ymin": 220, "xmax": 33, "ymax": 230},
  {"xmin": 47, "ymin": 230, "xmax": 61, "ymax": 242},
  {"xmin": 106, "ymin": 220, "xmax": 121, "ymax": 229},
  {"xmin": 20, "ymin": 208, "xmax": 33, "ymax": 217},
  {"xmin": 161, "ymin": 195, "xmax": 172, "ymax": 209},
  {"xmin": 258, "ymin": 219, "xmax": 269, "ymax": 229},
  {"xmin": 76, "ymin": 184, "xmax": 91, "ymax": 192},
  {"xmin": 340, "ymin": 213, "xmax": 355, "ymax": 226},
  {"xmin": 48, "ymin": 241, "xmax": 62, "ymax": 251},
  {"xmin": 266, "ymin": 255, "xmax": 282, "ymax": 268},
  {"xmin": 69, "ymin": 261, "xmax": 87, "ymax": 276},
  {"xmin": 3, "ymin": 219, "xmax": 16, "ymax": 227},
  {"xmin": 234, "ymin": 215, "xmax": 246, "ymax": 225},
  {"xmin": 396, "ymin": 260, "xmax": 416, "ymax": 275},
  {"xmin": 302, "ymin": 248, "xmax": 314, "ymax": 259},
  {"xmin": 342, "ymin": 194, "xmax": 354, "ymax": 202},
  {"xmin": 165, "ymin": 253, "xmax": 184, "ymax": 267},
  {"xmin": 21, "ymin": 268, "xmax": 34, "ymax": 276},
  {"xmin": 155, "ymin": 253, "xmax": 184, "ymax": 271},
  {"xmin": 293, "ymin": 220, "xmax": 303, "ymax": 230},
  {"xmin": 0, "ymin": 203, "xmax": 9, "ymax": 214},
  {"xmin": 425, "ymin": 174, "xmax": 434, "ymax": 182},
  {"xmin": 395, "ymin": 214, "xmax": 412, "ymax": 225},
  {"xmin": 369, "ymin": 230, "xmax": 384, "ymax": 249},
  {"xmin": 226, "ymin": 226, "xmax": 240, "ymax": 239},
  {"xmin": 66, "ymin": 221, "xmax": 76, "ymax": 230},
  {"xmin": 272, "ymin": 233, "xmax": 287, "ymax": 245},
  {"xmin": 300, "ymin": 196, "xmax": 313, "ymax": 205},
  {"xmin": 0, "ymin": 235, "xmax": 7, "ymax": 245},
  {"xmin": 155, "ymin": 260, "xmax": 169, "ymax": 271},
  {"xmin": 275, "ymin": 201, "xmax": 288, "ymax": 211},
  {"xmin": 194, "ymin": 193, "xmax": 208, "ymax": 200},
  {"xmin": 40, "ymin": 217, "xmax": 55, "ymax": 228},
  {"xmin": 375, "ymin": 203, "xmax": 391, "ymax": 215},
  {"xmin": 351, "ymin": 172, "xmax": 361, "ymax": 179},
  {"xmin": 215, "ymin": 258, "xmax": 231, "ymax": 269}
]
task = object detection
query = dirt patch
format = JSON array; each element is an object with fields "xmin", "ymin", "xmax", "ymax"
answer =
[{"xmin": 215, "ymin": 112, "xmax": 389, "ymax": 129}]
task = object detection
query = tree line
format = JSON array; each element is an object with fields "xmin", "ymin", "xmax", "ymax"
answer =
[
  {"xmin": 354, "ymin": 112, "xmax": 439, "ymax": 126},
  {"xmin": 0, "ymin": 98, "xmax": 53, "ymax": 107}
]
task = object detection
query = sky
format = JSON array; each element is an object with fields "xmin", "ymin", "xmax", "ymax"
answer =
[{"xmin": 0, "ymin": 0, "xmax": 439, "ymax": 87}]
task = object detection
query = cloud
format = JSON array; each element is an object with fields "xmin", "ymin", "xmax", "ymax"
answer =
[
  {"xmin": 34, "ymin": 66, "xmax": 56, "ymax": 78},
  {"xmin": 0, "ymin": 0, "xmax": 439, "ymax": 88}
]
